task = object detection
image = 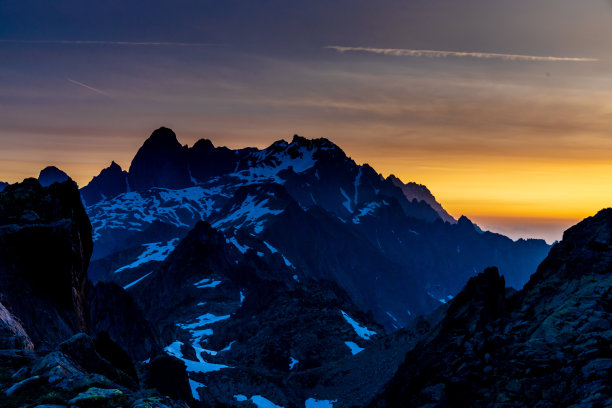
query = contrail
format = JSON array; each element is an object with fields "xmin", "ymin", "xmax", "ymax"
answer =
[
  {"xmin": 326, "ymin": 46, "xmax": 598, "ymax": 62},
  {"xmin": 67, "ymin": 78, "xmax": 109, "ymax": 96},
  {"xmin": 0, "ymin": 39, "xmax": 219, "ymax": 47}
]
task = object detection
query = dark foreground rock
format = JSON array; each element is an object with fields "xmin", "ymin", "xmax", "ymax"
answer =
[{"xmin": 0, "ymin": 179, "xmax": 190, "ymax": 407}]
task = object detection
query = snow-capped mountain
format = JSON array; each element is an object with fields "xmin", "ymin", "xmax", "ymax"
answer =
[{"xmin": 84, "ymin": 127, "xmax": 550, "ymax": 331}]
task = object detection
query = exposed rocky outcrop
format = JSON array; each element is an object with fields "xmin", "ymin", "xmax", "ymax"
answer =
[
  {"xmin": 89, "ymin": 281, "xmax": 162, "ymax": 361},
  {"xmin": 0, "ymin": 178, "xmax": 92, "ymax": 347}
]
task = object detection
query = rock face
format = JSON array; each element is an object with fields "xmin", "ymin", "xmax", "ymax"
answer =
[
  {"xmin": 89, "ymin": 281, "xmax": 162, "ymax": 361},
  {"xmin": 145, "ymin": 354, "xmax": 193, "ymax": 403},
  {"xmin": 370, "ymin": 209, "xmax": 612, "ymax": 408},
  {"xmin": 80, "ymin": 161, "xmax": 129, "ymax": 206},
  {"xmin": 38, "ymin": 166, "xmax": 70, "ymax": 187},
  {"xmin": 0, "ymin": 178, "xmax": 92, "ymax": 346}
]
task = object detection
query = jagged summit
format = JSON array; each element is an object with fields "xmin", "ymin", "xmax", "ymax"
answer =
[
  {"xmin": 108, "ymin": 160, "xmax": 121, "ymax": 171},
  {"xmin": 38, "ymin": 165, "xmax": 70, "ymax": 187},
  {"xmin": 81, "ymin": 161, "xmax": 130, "ymax": 206},
  {"xmin": 291, "ymin": 134, "xmax": 340, "ymax": 151},
  {"xmin": 388, "ymin": 174, "xmax": 456, "ymax": 224}
]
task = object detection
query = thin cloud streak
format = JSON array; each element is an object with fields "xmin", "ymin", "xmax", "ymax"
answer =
[
  {"xmin": 326, "ymin": 46, "xmax": 599, "ymax": 62},
  {"xmin": 0, "ymin": 40, "xmax": 220, "ymax": 47},
  {"xmin": 67, "ymin": 79, "xmax": 109, "ymax": 96}
]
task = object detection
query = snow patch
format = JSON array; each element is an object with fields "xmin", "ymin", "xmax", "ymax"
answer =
[
  {"xmin": 289, "ymin": 356, "xmax": 299, "ymax": 370},
  {"xmin": 189, "ymin": 378, "xmax": 205, "ymax": 401},
  {"xmin": 123, "ymin": 272, "xmax": 152, "ymax": 290},
  {"xmin": 354, "ymin": 167, "xmax": 362, "ymax": 205},
  {"xmin": 282, "ymin": 254, "xmax": 295, "ymax": 269},
  {"xmin": 213, "ymin": 194, "xmax": 283, "ymax": 234},
  {"xmin": 306, "ymin": 398, "xmax": 337, "ymax": 408},
  {"xmin": 386, "ymin": 312, "xmax": 399, "ymax": 323},
  {"xmin": 234, "ymin": 395, "xmax": 284, "ymax": 408},
  {"xmin": 194, "ymin": 278, "xmax": 222, "ymax": 289},
  {"xmin": 263, "ymin": 241, "xmax": 278, "ymax": 253},
  {"xmin": 165, "ymin": 341, "xmax": 230, "ymax": 373},
  {"xmin": 344, "ymin": 341, "xmax": 364, "ymax": 355},
  {"xmin": 228, "ymin": 236, "xmax": 249, "ymax": 254},
  {"xmin": 178, "ymin": 313, "xmax": 231, "ymax": 330},
  {"xmin": 340, "ymin": 310, "xmax": 376, "ymax": 340},
  {"xmin": 114, "ymin": 238, "xmax": 179, "ymax": 273},
  {"xmin": 352, "ymin": 201, "xmax": 382, "ymax": 224},
  {"xmin": 339, "ymin": 188, "xmax": 352, "ymax": 212}
]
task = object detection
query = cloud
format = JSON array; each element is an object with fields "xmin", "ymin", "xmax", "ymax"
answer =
[
  {"xmin": 0, "ymin": 40, "xmax": 219, "ymax": 47},
  {"xmin": 326, "ymin": 46, "xmax": 598, "ymax": 62},
  {"xmin": 67, "ymin": 78, "xmax": 109, "ymax": 96}
]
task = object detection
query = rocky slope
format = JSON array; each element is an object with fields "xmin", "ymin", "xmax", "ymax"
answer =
[
  {"xmin": 128, "ymin": 220, "xmax": 385, "ymax": 406},
  {"xmin": 370, "ymin": 209, "xmax": 612, "ymax": 408}
]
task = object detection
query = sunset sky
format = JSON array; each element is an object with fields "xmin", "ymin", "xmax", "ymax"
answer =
[{"xmin": 2, "ymin": 0, "xmax": 612, "ymax": 242}]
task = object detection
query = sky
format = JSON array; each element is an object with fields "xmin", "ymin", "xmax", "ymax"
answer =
[{"xmin": 1, "ymin": 0, "xmax": 612, "ymax": 243}]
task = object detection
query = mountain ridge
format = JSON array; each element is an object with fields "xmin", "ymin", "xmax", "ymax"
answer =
[{"xmin": 82, "ymin": 127, "xmax": 550, "ymax": 332}]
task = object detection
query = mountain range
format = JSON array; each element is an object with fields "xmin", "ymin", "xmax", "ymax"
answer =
[
  {"xmin": 82, "ymin": 127, "xmax": 549, "ymax": 330},
  {"xmin": 0, "ymin": 127, "xmax": 608, "ymax": 407}
]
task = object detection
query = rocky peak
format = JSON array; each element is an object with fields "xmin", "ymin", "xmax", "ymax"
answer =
[
  {"xmin": 81, "ymin": 161, "xmax": 130, "ymax": 206},
  {"xmin": 38, "ymin": 165, "xmax": 70, "ymax": 187},
  {"xmin": 108, "ymin": 160, "xmax": 121, "ymax": 171},
  {"xmin": 191, "ymin": 138, "xmax": 215, "ymax": 153},
  {"xmin": 444, "ymin": 266, "xmax": 506, "ymax": 332},
  {"xmin": 0, "ymin": 181, "xmax": 7, "ymax": 192},
  {"xmin": 142, "ymin": 126, "xmax": 182, "ymax": 149},
  {"xmin": 128, "ymin": 127, "xmax": 191, "ymax": 191}
]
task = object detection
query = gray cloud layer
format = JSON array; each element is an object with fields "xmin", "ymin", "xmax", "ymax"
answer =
[{"xmin": 327, "ymin": 46, "xmax": 599, "ymax": 62}]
